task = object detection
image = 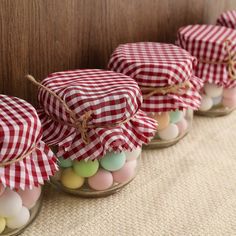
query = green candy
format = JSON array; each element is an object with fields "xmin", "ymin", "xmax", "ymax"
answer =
[
  {"xmin": 169, "ymin": 110, "xmax": 183, "ymax": 123},
  {"xmin": 73, "ymin": 160, "xmax": 99, "ymax": 177},
  {"xmin": 100, "ymin": 152, "xmax": 126, "ymax": 171},
  {"xmin": 58, "ymin": 157, "xmax": 72, "ymax": 168}
]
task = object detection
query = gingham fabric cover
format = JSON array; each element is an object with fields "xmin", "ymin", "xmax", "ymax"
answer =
[
  {"xmin": 108, "ymin": 42, "xmax": 203, "ymax": 113},
  {"xmin": 217, "ymin": 10, "xmax": 236, "ymax": 29},
  {"xmin": 0, "ymin": 95, "xmax": 57, "ymax": 190},
  {"xmin": 177, "ymin": 24, "xmax": 236, "ymax": 88},
  {"xmin": 37, "ymin": 69, "xmax": 157, "ymax": 161}
]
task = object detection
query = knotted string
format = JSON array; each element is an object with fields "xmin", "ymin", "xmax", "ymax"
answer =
[
  {"xmin": 26, "ymin": 75, "xmax": 136, "ymax": 144},
  {"xmin": 140, "ymin": 80, "xmax": 192, "ymax": 99},
  {"xmin": 0, "ymin": 146, "xmax": 37, "ymax": 167},
  {"xmin": 198, "ymin": 39, "xmax": 236, "ymax": 80}
]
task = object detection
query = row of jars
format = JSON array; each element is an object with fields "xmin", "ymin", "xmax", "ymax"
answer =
[{"xmin": 1, "ymin": 12, "xmax": 236, "ymax": 235}]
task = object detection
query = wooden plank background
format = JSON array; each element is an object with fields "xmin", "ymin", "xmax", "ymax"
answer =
[{"xmin": 0, "ymin": 0, "xmax": 235, "ymax": 105}]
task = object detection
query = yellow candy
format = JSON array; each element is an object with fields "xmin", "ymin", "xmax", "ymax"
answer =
[
  {"xmin": 61, "ymin": 168, "xmax": 85, "ymax": 189},
  {"xmin": 153, "ymin": 112, "xmax": 170, "ymax": 130},
  {"xmin": 0, "ymin": 217, "xmax": 6, "ymax": 234}
]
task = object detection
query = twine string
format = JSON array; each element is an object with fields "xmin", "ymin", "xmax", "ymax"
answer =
[
  {"xmin": 198, "ymin": 39, "xmax": 236, "ymax": 80},
  {"xmin": 141, "ymin": 80, "xmax": 192, "ymax": 99},
  {"xmin": 0, "ymin": 146, "xmax": 36, "ymax": 167},
  {"xmin": 26, "ymin": 75, "xmax": 92, "ymax": 144},
  {"xmin": 26, "ymin": 75, "xmax": 136, "ymax": 144}
]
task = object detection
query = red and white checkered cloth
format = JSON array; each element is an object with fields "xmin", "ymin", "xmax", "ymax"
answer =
[
  {"xmin": 0, "ymin": 95, "xmax": 57, "ymax": 190},
  {"xmin": 108, "ymin": 42, "xmax": 203, "ymax": 113},
  {"xmin": 37, "ymin": 69, "xmax": 157, "ymax": 161},
  {"xmin": 177, "ymin": 24, "xmax": 236, "ymax": 88},
  {"xmin": 217, "ymin": 10, "xmax": 236, "ymax": 29}
]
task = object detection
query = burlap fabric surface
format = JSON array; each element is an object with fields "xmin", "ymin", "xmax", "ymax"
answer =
[{"xmin": 22, "ymin": 113, "xmax": 236, "ymax": 236}]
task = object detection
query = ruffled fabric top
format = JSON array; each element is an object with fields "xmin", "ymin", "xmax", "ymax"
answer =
[
  {"xmin": 0, "ymin": 95, "xmax": 57, "ymax": 190},
  {"xmin": 217, "ymin": 10, "xmax": 236, "ymax": 29},
  {"xmin": 177, "ymin": 24, "xmax": 236, "ymax": 88},
  {"xmin": 108, "ymin": 42, "xmax": 203, "ymax": 112},
  {"xmin": 37, "ymin": 69, "xmax": 157, "ymax": 160}
]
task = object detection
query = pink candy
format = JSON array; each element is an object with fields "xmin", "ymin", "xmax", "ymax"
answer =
[
  {"xmin": 112, "ymin": 160, "xmax": 137, "ymax": 183},
  {"xmin": 223, "ymin": 87, "xmax": 236, "ymax": 98},
  {"xmin": 17, "ymin": 186, "xmax": 41, "ymax": 209},
  {"xmin": 88, "ymin": 170, "xmax": 113, "ymax": 191},
  {"xmin": 222, "ymin": 96, "xmax": 236, "ymax": 108},
  {"xmin": 176, "ymin": 118, "xmax": 188, "ymax": 135}
]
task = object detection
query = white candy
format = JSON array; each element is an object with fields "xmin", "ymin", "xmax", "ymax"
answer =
[
  {"xmin": 158, "ymin": 124, "xmax": 179, "ymax": 141},
  {"xmin": 204, "ymin": 83, "xmax": 223, "ymax": 98},
  {"xmin": 125, "ymin": 147, "xmax": 141, "ymax": 161},
  {"xmin": 6, "ymin": 206, "xmax": 30, "ymax": 229},
  {"xmin": 199, "ymin": 95, "xmax": 213, "ymax": 111},
  {"xmin": 0, "ymin": 189, "xmax": 22, "ymax": 217},
  {"xmin": 212, "ymin": 96, "xmax": 222, "ymax": 106}
]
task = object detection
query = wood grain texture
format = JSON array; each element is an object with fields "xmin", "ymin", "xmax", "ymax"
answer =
[{"xmin": 0, "ymin": 0, "xmax": 235, "ymax": 105}]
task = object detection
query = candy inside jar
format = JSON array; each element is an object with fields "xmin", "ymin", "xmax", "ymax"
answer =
[
  {"xmin": 197, "ymin": 83, "xmax": 236, "ymax": 116},
  {"xmin": 0, "ymin": 186, "xmax": 42, "ymax": 235},
  {"xmin": 146, "ymin": 109, "xmax": 193, "ymax": 148},
  {"xmin": 51, "ymin": 148, "xmax": 141, "ymax": 197}
]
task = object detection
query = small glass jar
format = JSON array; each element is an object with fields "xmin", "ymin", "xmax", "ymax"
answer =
[
  {"xmin": 50, "ymin": 148, "xmax": 141, "ymax": 198},
  {"xmin": 145, "ymin": 109, "xmax": 193, "ymax": 148},
  {"xmin": 0, "ymin": 186, "xmax": 42, "ymax": 236},
  {"xmin": 196, "ymin": 83, "xmax": 236, "ymax": 117}
]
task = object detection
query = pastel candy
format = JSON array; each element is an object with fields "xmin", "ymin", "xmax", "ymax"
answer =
[
  {"xmin": 176, "ymin": 118, "xmax": 188, "ymax": 135},
  {"xmin": 88, "ymin": 169, "xmax": 113, "ymax": 191},
  {"xmin": 223, "ymin": 87, "xmax": 236, "ymax": 98},
  {"xmin": 0, "ymin": 189, "xmax": 22, "ymax": 217},
  {"xmin": 125, "ymin": 148, "xmax": 141, "ymax": 161},
  {"xmin": 0, "ymin": 217, "xmax": 6, "ymax": 234},
  {"xmin": 199, "ymin": 95, "xmax": 213, "ymax": 111},
  {"xmin": 222, "ymin": 96, "xmax": 236, "ymax": 108},
  {"xmin": 158, "ymin": 124, "xmax": 179, "ymax": 140},
  {"xmin": 73, "ymin": 160, "xmax": 99, "ymax": 177},
  {"xmin": 204, "ymin": 83, "xmax": 223, "ymax": 97},
  {"xmin": 17, "ymin": 186, "xmax": 41, "ymax": 209},
  {"xmin": 100, "ymin": 152, "xmax": 126, "ymax": 171},
  {"xmin": 58, "ymin": 157, "xmax": 72, "ymax": 168},
  {"xmin": 169, "ymin": 110, "xmax": 184, "ymax": 123},
  {"xmin": 6, "ymin": 206, "xmax": 30, "ymax": 229},
  {"xmin": 112, "ymin": 160, "xmax": 137, "ymax": 183},
  {"xmin": 61, "ymin": 168, "xmax": 85, "ymax": 189},
  {"xmin": 212, "ymin": 96, "xmax": 222, "ymax": 106},
  {"xmin": 153, "ymin": 112, "xmax": 169, "ymax": 130}
]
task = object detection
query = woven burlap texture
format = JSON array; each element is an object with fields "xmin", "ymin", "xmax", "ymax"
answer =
[{"xmin": 22, "ymin": 114, "xmax": 236, "ymax": 236}]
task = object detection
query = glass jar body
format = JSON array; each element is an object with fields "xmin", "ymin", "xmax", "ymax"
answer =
[
  {"xmin": 145, "ymin": 109, "xmax": 193, "ymax": 149},
  {"xmin": 50, "ymin": 148, "xmax": 141, "ymax": 198},
  {"xmin": 196, "ymin": 83, "xmax": 236, "ymax": 117},
  {"xmin": 0, "ymin": 186, "xmax": 42, "ymax": 236}
]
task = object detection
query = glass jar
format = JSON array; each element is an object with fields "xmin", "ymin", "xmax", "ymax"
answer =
[
  {"xmin": 145, "ymin": 109, "xmax": 193, "ymax": 148},
  {"xmin": 50, "ymin": 148, "xmax": 141, "ymax": 198},
  {"xmin": 196, "ymin": 83, "xmax": 236, "ymax": 117},
  {"xmin": 0, "ymin": 186, "xmax": 42, "ymax": 236}
]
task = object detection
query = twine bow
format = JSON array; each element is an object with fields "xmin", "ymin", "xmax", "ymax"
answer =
[
  {"xmin": 26, "ymin": 75, "xmax": 93, "ymax": 144},
  {"xmin": 141, "ymin": 80, "xmax": 192, "ymax": 99},
  {"xmin": 198, "ymin": 39, "xmax": 236, "ymax": 80},
  {"xmin": 224, "ymin": 40, "xmax": 236, "ymax": 80},
  {"xmin": 26, "ymin": 75, "xmax": 135, "ymax": 144}
]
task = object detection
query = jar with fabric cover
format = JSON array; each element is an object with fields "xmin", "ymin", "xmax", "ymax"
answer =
[
  {"xmin": 108, "ymin": 42, "xmax": 203, "ymax": 148},
  {"xmin": 27, "ymin": 69, "xmax": 157, "ymax": 197},
  {"xmin": 0, "ymin": 95, "xmax": 57, "ymax": 235},
  {"xmin": 217, "ymin": 10, "xmax": 236, "ymax": 29},
  {"xmin": 177, "ymin": 24, "xmax": 236, "ymax": 116}
]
